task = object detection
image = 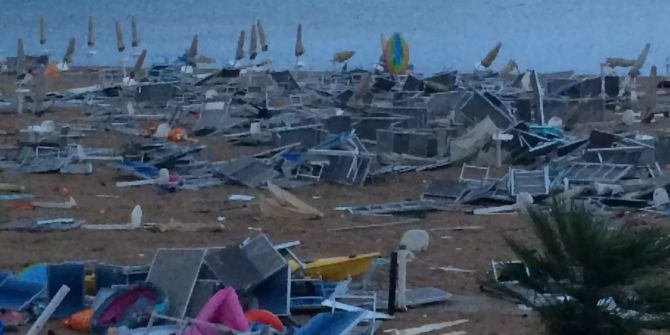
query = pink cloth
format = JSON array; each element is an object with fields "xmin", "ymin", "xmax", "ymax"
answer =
[{"xmin": 183, "ymin": 287, "xmax": 249, "ymax": 335}]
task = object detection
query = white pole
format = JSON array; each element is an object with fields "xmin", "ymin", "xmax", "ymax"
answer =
[
  {"xmin": 18, "ymin": 92, "xmax": 23, "ymax": 114},
  {"xmin": 120, "ymin": 52, "xmax": 126, "ymax": 77},
  {"xmin": 396, "ymin": 249, "xmax": 409, "ymax": 311},
  {"xmin": 26, "ymin": 285, "xmax": 71, "ymax": 335}
]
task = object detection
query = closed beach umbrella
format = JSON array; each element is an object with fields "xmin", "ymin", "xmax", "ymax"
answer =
[
  {"xmin": 87, "ymin": 16, "xmax": 95, "ymax": 47},
  {"xmin": 481, "ymin": 42, "xmax": 502, "ymax": 68},
  {"xmin": 131, "ymin": 16, "xmax": 139, "ymax": 48},
  {"xmin": 236, "ymin": 30, "xmax": 245, "ymax": 61},
  {"xmin": 115, "ymin": 20, "xmax": 125, "ymax": 52},
  {"xmin": 295, "ymin": 23, "xmax": 304, "ymax": 58},
  {"xmin": 249, "ymin": 24, "xmax": 258, "ymax": 60},
  {"xmin": 257, "ymin": 19, "xmax": 268, "ymax": 52}
]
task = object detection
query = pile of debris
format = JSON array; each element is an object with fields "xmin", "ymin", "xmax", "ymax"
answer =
[
  {"xmin": 1, "ymin": 40, "xmax": 669, "ymax": 220},
  {"xmin": 0, "ymin": 234, "xmax": 451, "ymax": 334}
]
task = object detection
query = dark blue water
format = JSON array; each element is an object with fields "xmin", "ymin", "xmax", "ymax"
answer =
[{"xmin": 1, "ymin": 0, "xmax": 666, "ymax": 75}]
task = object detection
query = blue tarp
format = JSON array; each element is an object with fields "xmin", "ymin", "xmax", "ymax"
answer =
[
  {"xmin": 296, "ymin": 311, "xmax": 365, "ymax": 335},
  {"xmin": 110, "ymin": 161, "xmax": 159, "ymax": 180},
  {"xmin": 17, "ymin": 264, "xmax": 47, "ymax": 285},
  {"xmin": 529, "ymin": 125, "xmax": 564, "ymax": 139},
  {"xmin": 0, "ymin": 274, "xmax": 45, "ymax": 311}
]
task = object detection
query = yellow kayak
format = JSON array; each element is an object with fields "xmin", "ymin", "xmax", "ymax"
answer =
[{"xmin": 289, "ymin": 252, "xmax": 381, "ymax": 281}]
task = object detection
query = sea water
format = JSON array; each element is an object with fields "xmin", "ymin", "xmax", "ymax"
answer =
[{"xmin": 0, "ymin": 0, "xmax": 667, "ymax": 75}]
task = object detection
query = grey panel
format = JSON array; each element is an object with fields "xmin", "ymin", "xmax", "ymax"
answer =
[
  {"xmin": 185, "ymin": 279, "xmax": 221, "ymax": 318},
  {"xmin": 375, "ymin": 129, "xmax": 395, "ymax": 153},
  {"xmin": 146, "ymin": 248, "xmax": 205, "ymax": 318},
  {"xmin": 95, "ymin": 263, "xmax": 149, "ymax": 292},
  {"xmin": 408, "ymin": 133, "xmax": 430, "ymax": 157},
  {"xmin": 457, "ymin": 90, "xmax": 513, "ymax": 129},
  {"xmin": 561, "ymin": 162, "xmax": 633, "ymax": 183},
  {"xmin": 253, "ymin": 265, "xmax": 291, "ymax": 316},
  {"xmin": 273, "ymin": 127, "xmax": 323, "ymax": 148},
  {"xmin": 217, "ymin": 156, "xmax": 279, "ymax": 188},
  {"xmin": 509, "ymin": 167, "xmax": 550, "ymax": 196},
  {"xmin": 204, "ymin": 235, "xmax": 286, "ymax": 292},
  {"xmin": 325, "ymin": 115, "xmax": 352, "ymax": 134}
]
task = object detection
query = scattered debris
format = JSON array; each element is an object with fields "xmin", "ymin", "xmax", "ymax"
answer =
[{"xmin": 384, "ymin": 319, "xmax": 469, "ymax": 335}]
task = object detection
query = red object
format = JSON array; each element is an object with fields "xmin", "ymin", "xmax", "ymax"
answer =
[
  {"xmin": 62, "ymin": 308, "xmax": 93, "ymax": 332},
  {"xmin": 60, "ymin": 187, "xmax": 70, "ymax": 195},
  {"xmin": 8, "ymin": 202, "xmax": 34, "ymax": 210},
  {"xmin": 244, "ymin": 309, "xmax": 284, "ymax": 331}
]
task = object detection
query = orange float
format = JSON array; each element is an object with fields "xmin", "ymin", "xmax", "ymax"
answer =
[{"xmin": 244, "ymin": 309, "xmax": 284, "ymax": 331}]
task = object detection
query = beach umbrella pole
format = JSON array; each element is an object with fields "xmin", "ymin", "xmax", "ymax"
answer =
[
  {"xmin": 120, "ymin": 51, "xmax": 126, "ymax": 77},
  {"xmin": 26, "ymin": 285, "xmax": 71, "ymax": 335}
]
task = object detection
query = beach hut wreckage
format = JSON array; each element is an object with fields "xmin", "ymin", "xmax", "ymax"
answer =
[{"xmin": 0, "ymin": 34, "xmax": 668, "ymax": 227}]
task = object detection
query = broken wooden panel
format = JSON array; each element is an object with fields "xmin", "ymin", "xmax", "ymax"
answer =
[{"xmin": 146, "ymin": 248, "xmax": 205, "ymax": 318}]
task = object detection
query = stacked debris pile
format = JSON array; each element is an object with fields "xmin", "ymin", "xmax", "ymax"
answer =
[{"xmin": 0, "ymin": 234, "xmax": 446, "ymax": 334}]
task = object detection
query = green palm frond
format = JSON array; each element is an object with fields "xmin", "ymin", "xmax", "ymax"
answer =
[{"xmin": 494, "ymin": 198, "xmax": 670, "ymax": 335}]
